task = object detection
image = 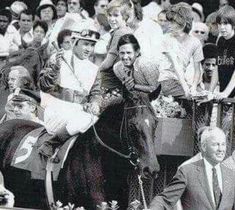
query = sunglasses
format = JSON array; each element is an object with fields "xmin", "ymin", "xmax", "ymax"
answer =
[
  {"xmin": 194, "ymin": 30, "xmax": 206, "ymax": 34},
  {"xmin": 0, "ymin": 19, "xmax": 9, "ymax": 23},
  {"xmin": 68, "ymin": 1, "xmax": 78, "ymax": 5}
]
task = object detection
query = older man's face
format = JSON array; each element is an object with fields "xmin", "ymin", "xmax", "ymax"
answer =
[
  {"xmin": 203, "ymin": 132, "xmax": 226, "ymax": 166},
  {"xmin": 8, "ymin": 70, "xmax": 21, "ymax": 92}
]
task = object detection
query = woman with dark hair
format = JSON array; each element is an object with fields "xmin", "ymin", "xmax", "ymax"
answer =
[
  {"xmin": 122, "ymin": 0, "xmax": 164, "ymax": 59},
  {"xmin": 114, "ymin": 33, "xmax": 159, "ymax": 94},
  {"xmin": 32, "ymin": 20, "xmax": 48, "ymax": 48},
  {"xmin": 57, "ymin": 29, "xmax": 72, "ymax": 50}
]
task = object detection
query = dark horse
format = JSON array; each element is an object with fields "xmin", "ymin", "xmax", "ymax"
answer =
[{"xmin": 0, "ymin": 88, "xmax": 160, "ymax": 209}]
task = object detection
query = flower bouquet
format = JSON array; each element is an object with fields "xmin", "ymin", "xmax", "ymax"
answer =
[
  {"xmin": 151, "ymin": 95, "xmax": 186, "ymax": 118},
  {"xmin": 152, "ymin": 95, "xmax": 194, "ymax": 156}
]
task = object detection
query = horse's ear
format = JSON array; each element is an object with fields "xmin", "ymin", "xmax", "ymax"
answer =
[{"xmin": 149, "ymin": 84, "xmax": 161, "ymax": 101}]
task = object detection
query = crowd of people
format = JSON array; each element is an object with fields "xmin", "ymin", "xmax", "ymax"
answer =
[{"xmin": 0, "ymin": 0, "xmax": 235, "ymax": 209}]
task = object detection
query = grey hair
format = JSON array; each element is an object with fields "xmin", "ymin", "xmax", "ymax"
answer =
[{"xmin": 200, "ymin": 126, "xmax": 226, "ymax": 147}]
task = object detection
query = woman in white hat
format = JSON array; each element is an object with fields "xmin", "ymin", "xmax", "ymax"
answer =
[
  {"xmin": 36, "ymin": 0, "xmax": 58, "ymax": 54},
  {"xmin": 36, "ymin": 0, "xmax": 57, "ymax": 28}
]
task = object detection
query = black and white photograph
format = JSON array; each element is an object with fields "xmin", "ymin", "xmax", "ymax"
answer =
[{"xmin": 0, "ymin": 0, "xmax": 235, "ymax": 209}]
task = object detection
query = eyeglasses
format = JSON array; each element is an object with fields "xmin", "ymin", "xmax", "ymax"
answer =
[
  {"xmin": 0, "ymin": 19, "xmax": 9, "ymax": 23},
  {"xmin": 194, "ymin": 30, "xmax": 206, "ymax": 34},
  {"xmin": 68, "ymin": 1, "xmax": 78, "ymax": 5}
]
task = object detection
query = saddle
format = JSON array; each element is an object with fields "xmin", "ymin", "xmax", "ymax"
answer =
[{"xmin": 11, "ymin": 127, "xmax": 78, "ymax": 181}]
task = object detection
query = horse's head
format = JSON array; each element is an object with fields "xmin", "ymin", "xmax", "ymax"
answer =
[
  {"xmin": 123, "ymin": 86, "xmax": 161, "ymax": 179},
  {"xmin": 126, "ymin": 115, "xmax": 160, "ymax": 179}
]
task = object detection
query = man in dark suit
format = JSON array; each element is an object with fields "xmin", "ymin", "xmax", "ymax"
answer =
[{"xmin": 150, "ymin": 126, "xmax": 235, "ymax": 210}]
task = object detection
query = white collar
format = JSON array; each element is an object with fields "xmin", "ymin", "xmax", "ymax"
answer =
[{"xmin": 204, "ymin": 158, "xmax": 221, "ymax": 170}]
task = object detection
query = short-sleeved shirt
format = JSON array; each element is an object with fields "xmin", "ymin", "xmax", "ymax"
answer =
[
  {"xmin": 158, "ymin": 34, "xmax": 204, "ymax": 83},
  {"xmin": 217, "ymin": 35, "xmax": 235, "ymax": 97}
]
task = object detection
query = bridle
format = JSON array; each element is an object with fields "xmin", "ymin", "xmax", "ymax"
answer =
[
  {"xmin": 91, "ymin": 114, "xmax": 140, "ymax": 168},
  {"xmin": 88, "ymin": 95, "xmax": 150, "ymax": 168}
]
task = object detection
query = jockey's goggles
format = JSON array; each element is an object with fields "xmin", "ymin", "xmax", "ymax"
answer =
[{"xmin": 71, "ymin": 29, "xmax": 100, "ymax": 42}]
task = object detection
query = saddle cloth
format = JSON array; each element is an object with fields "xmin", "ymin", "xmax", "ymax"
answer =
[{"xmin": 11, "ymin": 127, "xmax": 78, "ymax": 181}]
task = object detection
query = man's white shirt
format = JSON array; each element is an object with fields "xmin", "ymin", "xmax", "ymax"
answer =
[{"xmin": 204, "ymin": 158, "xmax": 223, "ymax": 205}]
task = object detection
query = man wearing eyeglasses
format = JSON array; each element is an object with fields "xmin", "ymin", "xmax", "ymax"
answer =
[{"xmin": 38, "ymin": 25, "xmax": 101, "ymax": 158}]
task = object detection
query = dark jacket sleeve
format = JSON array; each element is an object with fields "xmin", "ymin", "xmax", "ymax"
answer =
[
  {"xmin": 149, "ymin": 167, "xmax": 187, "ymax": 210},
  {"xmin": 39, "ymin": 63, "xmax": 60, "ymax": 93},
  {"xmin": 88, "ymin": 70, "xmax": 102, "ymax": 104}
]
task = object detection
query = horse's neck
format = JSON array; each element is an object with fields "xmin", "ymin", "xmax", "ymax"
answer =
[{"xmin": 126, "ymin": 91, "xmax": 150, "ymax": 107}]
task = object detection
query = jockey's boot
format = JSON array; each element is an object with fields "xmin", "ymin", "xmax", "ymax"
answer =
[{"xmin": 38, "ymin": 126, "xmax": 72, "ymax": 161}]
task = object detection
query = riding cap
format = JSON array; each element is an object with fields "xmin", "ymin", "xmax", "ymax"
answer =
[
  {"xmin": 9, "ymin": 88, "xmax": 41, "ymax": 105},
  {"xmin": 70, "ymin": 23, "xmax": 100, "ymax": 42}
]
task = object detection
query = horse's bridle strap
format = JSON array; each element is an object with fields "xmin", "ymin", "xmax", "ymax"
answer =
[{"xmin": 124, "ymin": 105, "xmax": 147, "ymax": 110}]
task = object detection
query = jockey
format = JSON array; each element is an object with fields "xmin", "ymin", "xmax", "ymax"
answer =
[
  {"xmin": 2, "ymin": 88, "xmax": 43, "ymax": 124},
  {"xmin": 38, "ymin": 25, "xmax": 101, "ymax": 158}
]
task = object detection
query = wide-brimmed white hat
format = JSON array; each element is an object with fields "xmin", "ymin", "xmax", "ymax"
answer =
[{"xmin": 36, "ymin": 0, "xmax": 57, "ymax": 19}]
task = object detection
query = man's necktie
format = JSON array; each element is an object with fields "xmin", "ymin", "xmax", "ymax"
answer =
[{"xmin": 212, "ymin": 167, "xmax": 222, "ymax": 208}]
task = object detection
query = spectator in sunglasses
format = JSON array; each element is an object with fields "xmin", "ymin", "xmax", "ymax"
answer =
[{"xmin": 190, "ymin": 22, "xmax": 209, "ymax": 45}]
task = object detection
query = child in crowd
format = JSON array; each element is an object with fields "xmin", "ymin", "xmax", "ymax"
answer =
[
  {"xmin": 211, "ymin": 6, "xmax": 235, "ymax": 99},
  {"xmin": 99, "ymin": 0, "xmax": 132, "ymax": 92}
]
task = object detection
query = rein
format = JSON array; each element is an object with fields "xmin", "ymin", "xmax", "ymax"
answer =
[
  {"xmin": 91, "ymin": 120, "xmax": 140, "ymax": 167},
  {"xmin": 89, "ymin": 106, "xmax": 140, "ymax": 167}
]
